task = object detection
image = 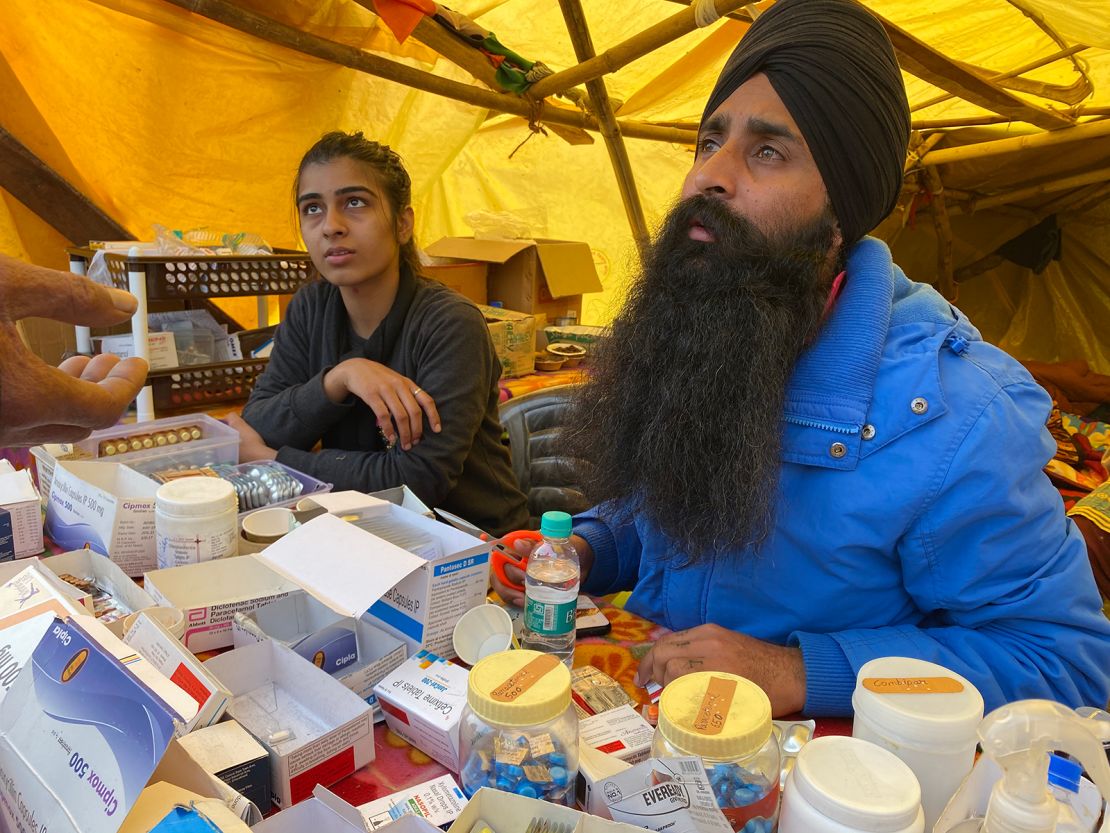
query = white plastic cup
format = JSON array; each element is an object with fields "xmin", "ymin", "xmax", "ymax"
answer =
[
  {"xmin": 851, "ymin": 657, "xmax": 983, "ymax": 832},
  {"xmin": 241, "ymin": 507, "xmax": 298, "ymax": 544},
  {"xmin": 122, "ymin": 606, "xmax": 185, "ymax": 640},
  {"xmin": 779, "ymin": 736, "xmax": 924, "ymax": 833},
  {"xmin": 452, "ymin": 604, "xmax": 514, "ymax": 665}
]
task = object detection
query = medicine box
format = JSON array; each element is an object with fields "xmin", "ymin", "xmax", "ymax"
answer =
[
  {"xmin": 357, "ymin": 774, "xmax": 468, "ymax": 830},
  {"xmin": 579, "ymin": 705, "xmax": 654, "ymax": 763},
  {"xmin": 143, "ymin": 555, "xmax": 301, "ymax": 652},
  {"xmin": 40, "ymin": 548, "xmax": 157, "ymax": 636},
  {"xmin": 305, "ymin": 492, "xmax": 491, "ymax": 659},
  {"xmin": 177, "ymin": 719, "xmax": 271, "ymax": 812},
  {"xmin": 0, "ymin": 614, "xmax": 200, "ymax": 833},
  {"xmin": 45, "ymin": 460, "xmax": 161, "ymax": 576},
  {"xmin": 152, "ymin": 737, "xmax": 264, "ymax": 825},
  {"xmin": 446, "ymin": 787, "xmax": 645, "ymax": 833},
  {"xmin": 123, "ymin": 609, "xmax": 231, "ymax": 731},
  {"xmin": 252, "ymin": 784, "xmax": 371, "ymax": 832},
  {"xmin": 372, "ymin": 649, "xmax": 470, "ymax": 772},
  {"xmin": 120, "ymin": 782, "xmax": 252, "ymax": 833},
  {"xmin": 31, "ymin": 413, "xmax": 240, "ymax": 506},
  {"xmin": 204, "ymin": 639, "xmax": 374, "ymax": 809},
  {"xmin": 0, "ymin": 466, "xmax": 42, "ymax": 558}
]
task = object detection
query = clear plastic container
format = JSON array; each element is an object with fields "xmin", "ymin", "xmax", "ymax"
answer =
[
  {"xmin": 652, "ymin": 672, "xmax": 781, "ymax": 833},
  {"xmin": 458, "ymin": 649, "xmax": 579, "ymax": 805}
]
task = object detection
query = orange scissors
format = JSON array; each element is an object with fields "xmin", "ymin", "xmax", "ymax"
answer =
[{"xmin": 434, "ymin": 508, "xmax": 542, "ymax": 593}]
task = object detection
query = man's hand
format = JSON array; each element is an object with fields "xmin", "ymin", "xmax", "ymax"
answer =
[
  {"xmin": 323, "ymin": 359, "xmax": 441, "ymax": 451},
  {"xmin": 635, "ymin": 623, "xmax": 807, "ymax": 716},
  {"xmin": 0, "ymin": 255, "xmax": 148, "ymax": 447},
  {"xmin": 490, "ymin": 534, "xmax": 596, "ymax": 608},
  {"xmin": 225, "ymin": 413, "xmax": 277, "ymax": 462}
]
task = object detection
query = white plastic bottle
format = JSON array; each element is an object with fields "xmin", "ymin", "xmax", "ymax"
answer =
[
  {"xmin": 521, "ymin": 511, "xmax": 579, "ymax": 668},
  {"xmin": 936, "ymin": 700, "xmax": 1110, "ymax": 833}
]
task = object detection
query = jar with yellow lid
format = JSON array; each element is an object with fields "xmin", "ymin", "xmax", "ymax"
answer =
[
  {"xmin": 651, "ymin": 672, "xmax": 781, "ymax": 833},
  {"xmin": 458, "ymin": 649, "xmax": 579, "ymax": 804}
]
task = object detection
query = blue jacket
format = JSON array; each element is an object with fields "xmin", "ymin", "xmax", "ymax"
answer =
[{"xmin": 577, "ymin": 237, "xmax": 1110, "ymax": 716}]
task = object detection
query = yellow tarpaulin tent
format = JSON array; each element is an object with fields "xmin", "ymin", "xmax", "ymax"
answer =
[{"xmin": 2, "ymin": 0, "xmax": 1109, "ymax": 369}]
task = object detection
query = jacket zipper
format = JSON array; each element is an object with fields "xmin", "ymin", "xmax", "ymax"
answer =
[{"xmin": 782, "ymin": 414, "xmax": 859, "ymax": 434}]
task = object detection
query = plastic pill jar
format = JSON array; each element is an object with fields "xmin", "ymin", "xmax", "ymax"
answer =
[
  {"xmin": 651, "ymin": 672, "xmax": 781, "ymax": 833},
  {"xmin": 459, "ymin": 649, "xmax": 579, "ymax": 804},
  {"xmin": 779, "ymin": 736, "xmax": 924, "ymax": 833},
  {"xmin": 851, "ymin": 657, "xmax": 983, "ymax": 832},
  {"xmin": 155, "ymin": 477, "xmax": 238, "ymax": 568}
]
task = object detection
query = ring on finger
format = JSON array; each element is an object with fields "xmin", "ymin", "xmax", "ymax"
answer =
[{"xmin": 412, "ymin": 387, "xmax": 423, "ymax": 396}]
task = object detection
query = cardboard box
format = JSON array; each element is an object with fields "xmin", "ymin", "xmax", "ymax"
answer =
[
  {"xmin": 45, "ymin": 460, "xmax": 160, "ymax": 576},
  {"xmin": 0, "ymin": 467, "xmax": 42, "ymax": 559},
  {"xmin": 425, "ymin": 237, "xmax": 602, "ymax": 321},
  {"xmin": 252, "ymin": 784, "xmax": 371, "ymax": 832},
  {"xmin": 358, "ymin": 774, "xmax": 468, "ymax": 829},
  {"xmin": 578, "ymin": 705, "xmax": 654, "ymax": 763},
  {"xmin": 40, "ymin": 548, "xmax": 157, "ymax": 636},
  {"xmin": 96, "ymin": 330, "xmax": 178, "ymax": 370},
  {"xmin": 0, "ymin": 614, "xmax": 200, "ymax": 833},
  {"xmin": 372, "ymin": 649, "xmax": 470, "ymax": 772},
  {"xmin": 476, "ymin": 304, "xmax": 536, "ymax": 378},
  {"xmin": 303, "ymin": 493, "xmax": 492, "ymax": 658},
  {"xmin": 121, "ymin": 782, "xmax": 252, "ymax": 833},
  {"xmin": 0, "ymin": 563, "xmax": 89, "ymax": 627},
  {"xmin": 204, "ymin": 639, "xmax": 375, "ymax": 809},
  {"xmin": 143, "ymin": 556, "xmax": 301, "ymax": 653},
  {"xmin": 423, "ymin": 260, "xmax": 488, "ymax": 306},
  {"xmin": 124, "ymin": 610, "xmax": 231, "ymax": 731},
  {"xmin": 177, "ymin": 720, "xmax": 271, "ymax": 812},
  {"xmin": 446, "ymin": 787, "xmax": 645, "ymax": 833},
  {"xmin": 150, "ymin": 737, "xmax": 263, "ymax": 825}
]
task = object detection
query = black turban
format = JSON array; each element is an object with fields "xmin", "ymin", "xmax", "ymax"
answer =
[{"xmin": 702, "ymin": 0, "xmax": 910, "ymax": 244}]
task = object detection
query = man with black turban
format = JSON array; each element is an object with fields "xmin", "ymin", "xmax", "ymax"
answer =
[{"xmin": 495, "ymin": 0, "xmax": 1110, "ymax": 720}]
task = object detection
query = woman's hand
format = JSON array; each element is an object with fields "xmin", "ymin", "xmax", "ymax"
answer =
[
  {"xmin": 324, "ymin": 359, "xmax": 441, "ymax": 451},
  {"xmin": 226, "ymin": 412, "xmax": 277, "ymax": 462}
]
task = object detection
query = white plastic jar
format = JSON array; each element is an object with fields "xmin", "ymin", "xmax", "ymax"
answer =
[
  {"xmin": 155, "ymin": 477, "xmax": 238, "ymax": 568},
  {"xmin": 779, "ymin": 736, "xmax": 924, "ymax": 833},
  {"xmin": 851, "ymin": 657, "xmax": 983, "ymax": 832}
]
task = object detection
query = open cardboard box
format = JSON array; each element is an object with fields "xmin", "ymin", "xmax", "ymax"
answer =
[
  {"xmin": 230, "ymin": 512, "xmax": 417, "ymax": 707},
  {"xmin": 0, "ymin": 464, "xmax": 43, "ymax": 559},
  {"xmin": 45, "ymin": 460, "xmax": 160, "ymax": 576},
  {"xmin": 124, "ymin": 609, "xmax": 231, "ymax": 732},
  {"xmin": 300, "ymin": 492, "xmax": 491, "ymax": 659},
  {"xmin": 40, "ymin": 548, "xmax": 157, "ymax": 636},
  {"xmin": 446, "ymin": 788, "xmax": 644, "ymax": 833},
  {"xmin": 204, "ymin": 638, "xmax": 375, "ymax": 809},
  {"xmin": 425, "ymin": 237, "xmax": 602, "ymax": 321},
  {"xmin": 253, "ymin": 784, "xmax": 379, "ymax": 832},
  {"xmin": 0, "ymin": 614, "xmax": 202, "ymax": 833}
]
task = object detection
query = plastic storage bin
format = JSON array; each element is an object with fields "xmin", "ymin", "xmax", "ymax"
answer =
[
  {"xmin": 652, "ymin": 672, "xmax": 781, "ymax": 833},
  {"xmin": 459, "ymin": 650, "xmax": 579, "ymax": 805},
  {"xmin": 31, "ymin": 414, "xmax": 239, "ymax": 505}
]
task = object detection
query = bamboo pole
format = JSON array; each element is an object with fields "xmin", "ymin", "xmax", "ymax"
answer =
[
  {"xmin": 910, "ymin": 45, "xmax": 1091, "ymax": 113},
  {"xmin": 921, "ymin": 118, "xmax": 1110, "ymax": 166},
  {"xmin": 954, "ymin": 165, "xmax": 1110, "ymax": 213},
  {"xmin": 528, "ymin": 0, "xmax": 749, "ymax": 100},
  {"xmin": 557, "ymin": 0, "xmax": 651, "ymax": 258},
  {"xmin": 904, "ymin": 131, "xmax": 945, "ymax": 173},
  {"xmin": 922, "ymin": 165, "xmax": 956, "ymax": 300},
  {"xmin": 911, "ymin": 115, "xmax": 1013, "ymax": 130},
  {"xmin": 0, "ymin": 126, "xmax": 131, "ymax": 243},
  {"xmin": 160, "ymin": 0, "xmax": 698, "ymax": 144},
  {"xmin": 353, "ymin": 0, "xmax": 501, "ymax": 90},
  {"xmin": 867, "ymin": 10, "xmax": 1074, "ymax": 130}
]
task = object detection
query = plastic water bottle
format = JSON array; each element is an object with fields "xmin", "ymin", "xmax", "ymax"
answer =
[{"xmin": 521, "ymin": 511, "xmax": 579, "ymax": 668}]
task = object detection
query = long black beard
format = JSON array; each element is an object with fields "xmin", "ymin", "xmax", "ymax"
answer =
[{"xmin": 564, "ymin": 195, "xmax": 838, "ymax": 560}]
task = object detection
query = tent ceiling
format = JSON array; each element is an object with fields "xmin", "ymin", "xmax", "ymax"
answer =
[{"xmin": 1, "ymin": 0, "xmax": 1108, "ymax": 369}]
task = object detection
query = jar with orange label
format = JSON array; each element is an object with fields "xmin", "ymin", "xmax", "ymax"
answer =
[
  {"xmin": 458, "ymin": 649, "xmax": 579, "ymax": 805},
  {"xmin": 651, "ymin": 672, "xmax": 781, "ymax": 833}
]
